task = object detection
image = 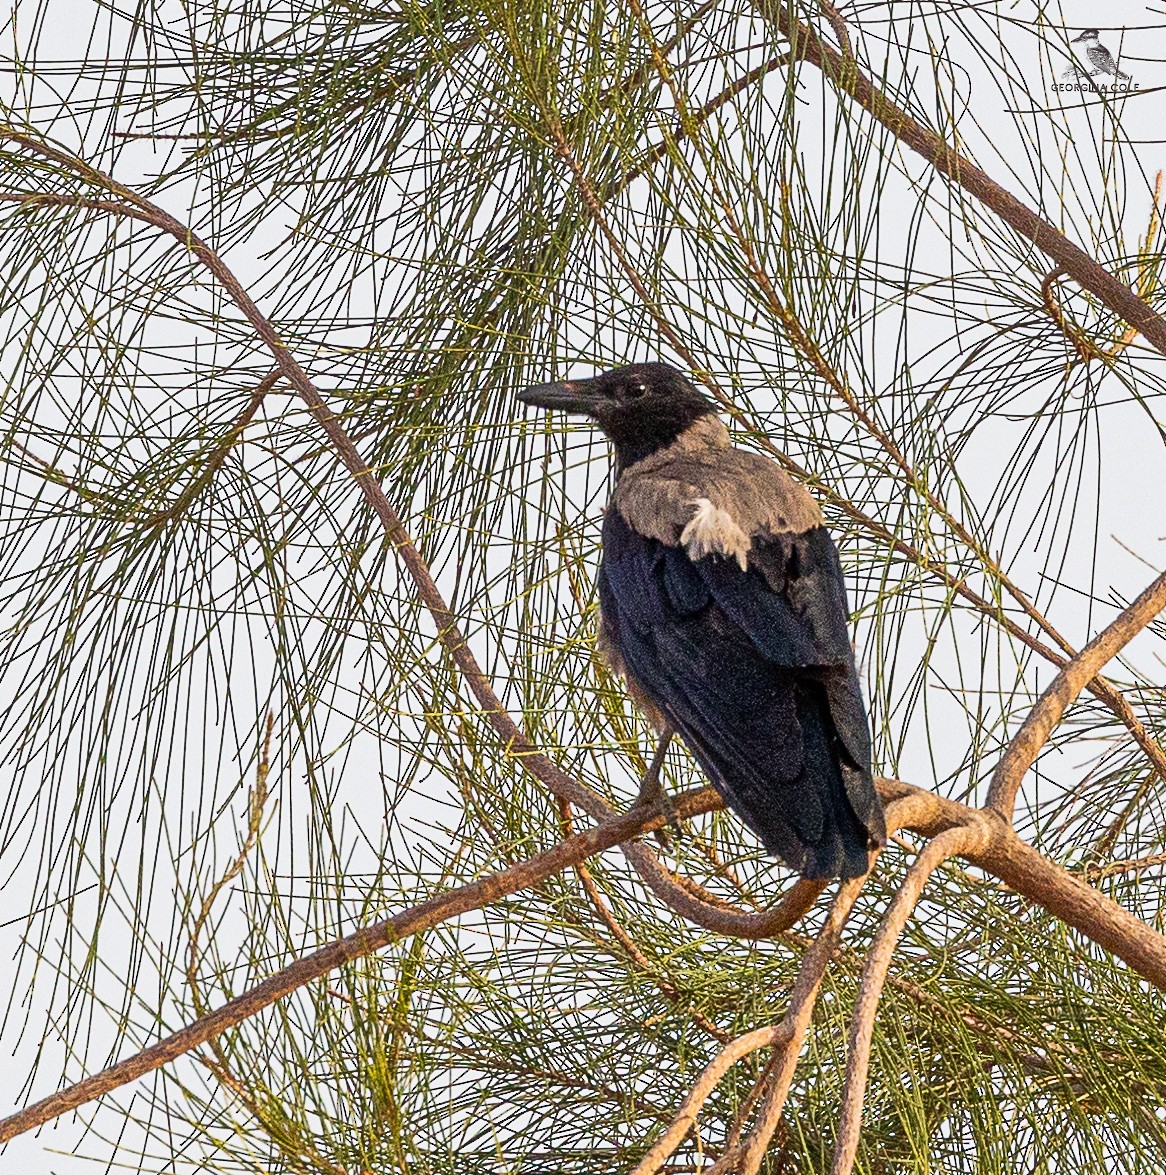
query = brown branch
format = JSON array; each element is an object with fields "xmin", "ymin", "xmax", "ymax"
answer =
[
  {"xmin": 985, "ymin": 569, "xmax": 1166, "ymax": 819},
  {"xmin": 817, "ymin": 0, "xmax": 853, "ymax": 61},
  {"xmin": 619, "ymin": 837, "xmax": 827, "ymax": 938},
  {"xmin": 0, "ymin": 785, "xmax": 718, "ymax": 1144},
  {"xmin": 145, "ymin": 370, "xmax": 281, "ymax": 528},
  {"xmin": 631, "ymin": 877, "xmax": 866, "ymax": 1175},
  {"xmin": 752, "ymin": 2, "xmax": 1166, "ymax": 354},
  {"xmin": 829, "ymin": 822, "xmax": 991, "ymax": 1175},
  {"xmin": 1041, "ymin": 268, "xmax": 1108, "ymax": 363},
  {"xmin": 723, "ymin": 1052, "xmax": 782, "ymax": 1153},
  {"xmin": 1080, "ymin": 849, "xmax": 1166, "ymax": 881},
  {"xmin": 718, "ymin": 796, "xmax": 957, "ymax": 1174},
  {"xmin": 560, "ymin": 798, "xmax": 732, "ymax": 1042},
  {"xmin": 725, "ymin": 877, "xmax": 867, "ymax": 1175}
]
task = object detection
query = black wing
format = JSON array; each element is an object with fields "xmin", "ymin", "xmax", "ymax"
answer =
[{"xmin": 599, "ymin": 511, "xmax": 886, "ymax": 878}]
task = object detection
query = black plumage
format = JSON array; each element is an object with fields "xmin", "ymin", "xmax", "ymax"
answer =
[{"xmin": 518, "ymin": 362, "xmax": 886, "ymax": 878}]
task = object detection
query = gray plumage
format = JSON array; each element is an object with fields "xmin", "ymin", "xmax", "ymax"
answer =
[{"xmin": 613, "ymin": 416, "xmax": 822, "ymax": 558}]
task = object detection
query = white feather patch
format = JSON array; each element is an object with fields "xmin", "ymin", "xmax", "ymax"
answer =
[{"xmin": 680, "ymin": 498, "xmax": 751, "ymax": 571}]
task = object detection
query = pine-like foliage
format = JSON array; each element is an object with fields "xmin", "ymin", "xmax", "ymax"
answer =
[{"xmin": 2, "ymin": 3, "xmax": 1165, "ymax": 1172}]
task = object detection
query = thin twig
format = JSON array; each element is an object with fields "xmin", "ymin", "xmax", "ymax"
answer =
[
  {"xmin": 1041, "ymin": 268, "xmax": 1108, "ymax": 363},
  {"xmin": 1080, "ymin": 849, "xmax": 1166, "ymax": 881},
  {"xmin": 829, "ymin": 822, "xmax": 991, "ymax": 1175},
  {"xmin": 145, "ymin": 370, "xmax": 281, "ymax": 527},
  {"xmin": 182, "ymin": 717, "xmax": 342, "ymax": 1174},
  {"xmin": 617, "ymin": 52, "xmax": 792, "ymax": 191},
  {"xmin": 560, "ymin": 798, "xmax": 732, "ymax": 1042}
]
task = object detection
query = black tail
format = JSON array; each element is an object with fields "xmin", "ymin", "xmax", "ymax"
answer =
[{"xmin": 677, "ymin": 680, "xmax": 879, "ymax": 879}]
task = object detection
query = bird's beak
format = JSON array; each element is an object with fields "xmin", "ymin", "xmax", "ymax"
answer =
[{"xmin": 516, "ymin": 378, "xmax": 604, "ymax": 415}]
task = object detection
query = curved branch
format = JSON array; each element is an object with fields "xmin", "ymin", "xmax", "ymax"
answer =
[
  {"xmin": 986, "ymin": 569, "xmax": 1166, "ymax": 819},
  {"xmin": 729, "ymin": 876, "xmax": 867, "ymax": 1174},
  {"xmin": 830, "ymin": 822, "xmax": 992, "ymax": 1175},
  {"xmin": 619, "ymin": 837, "xmax": 827, "ymax": 938},
  {"xmin": 632, "ymin": 876, "xmax": 867, "ymax": 1175}
]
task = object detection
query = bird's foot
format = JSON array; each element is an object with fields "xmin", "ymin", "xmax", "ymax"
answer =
[
  {"xmin": 635, "ymin": 790, "xmax": 682, "ymax": 851},
  {"xmin": 634, "ymin": 729, "xmax": 682, "ymax": 849}
]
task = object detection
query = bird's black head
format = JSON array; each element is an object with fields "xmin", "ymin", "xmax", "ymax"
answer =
[
  {"xmin": 1073, "ymin": 28, "xmax": 1099, "ymax": 41},
  {"xmin": 517, "ymin": 362, "xmax": 717, "ymax": 470}
]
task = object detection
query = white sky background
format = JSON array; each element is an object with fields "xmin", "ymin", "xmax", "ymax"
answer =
[{"xmin": 2, "ymin": 0, "xmax": 1166, "ymax": 1170}]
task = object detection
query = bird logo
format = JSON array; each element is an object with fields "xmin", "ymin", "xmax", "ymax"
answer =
[{"xmin": 1063, "ymin": 29, "xmax": 1132, "ymax": 86}]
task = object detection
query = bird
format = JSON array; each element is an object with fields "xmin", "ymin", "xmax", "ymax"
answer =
[
  {"xmin": 518, "ymin": 362, "xmax": 887, "ymax": 879},
  {"xmin": 1069, "ymin": 29, "xmax": 1130, "ymax": 81}
]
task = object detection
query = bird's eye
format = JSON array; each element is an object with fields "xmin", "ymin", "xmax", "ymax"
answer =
[{"xmin": 623, "ymin": 382, "xmax": 648, "ymax": 400}]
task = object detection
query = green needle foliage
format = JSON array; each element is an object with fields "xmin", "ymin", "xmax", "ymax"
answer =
[{"xmin": 1, "ymin": 1, "xmax": 1165, "ymax": 1172}]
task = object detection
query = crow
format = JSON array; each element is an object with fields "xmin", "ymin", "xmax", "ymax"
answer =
[{"xmin": 518, "ymin": 362, "xmax": 886, "ymax": 878}]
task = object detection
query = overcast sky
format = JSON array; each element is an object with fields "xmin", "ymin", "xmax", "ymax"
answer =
[{"xmin": 3, "ymin": 1, "xmax": 1166, "ymax": 1170}]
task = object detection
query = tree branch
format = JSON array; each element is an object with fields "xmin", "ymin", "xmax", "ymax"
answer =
[
  {"xmin": 0, "ymin": 787, "xmax": 718, "ymax": 1144},
  {"xmin": 830, "ymin": 823, "xmax": 991, "ymax": 1175},
  {"xmin": 631, "ymin": 876, "xmax": 866, "ymax": 1175},
  {"xmin": 752, "ymin": 3, "xmax": 1166, "ymax": 353},
  {"xmin": 726, "ymin": 877, "xmax": 867, "ymax": 1175},
  {"xmin": 986, "ymin": 569, "xmax": 1166, "ymax": 819},
  {"xmin": 0, "ymin": 131, "xmax": 738, "ymax": 936}
]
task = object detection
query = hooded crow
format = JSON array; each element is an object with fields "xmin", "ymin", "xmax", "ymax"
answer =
[{"xmin": 518, "ymin": 362, "xmax": 886, "ymax": 878}]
